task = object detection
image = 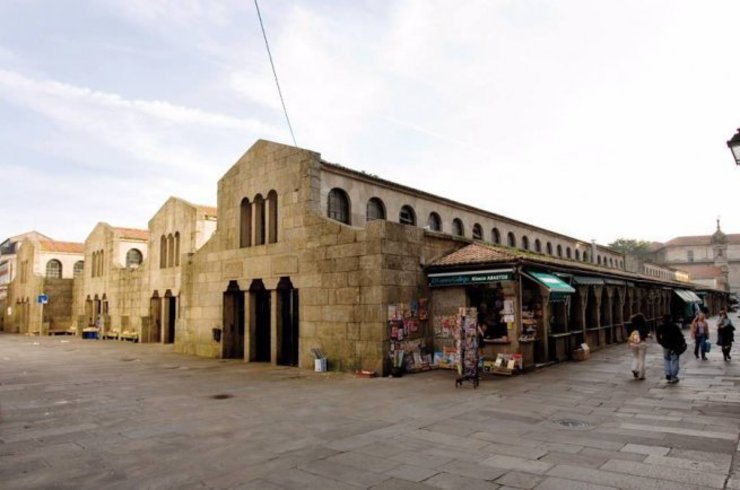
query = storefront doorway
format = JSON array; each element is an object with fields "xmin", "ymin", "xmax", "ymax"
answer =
[
  {"xmin": 149, "ymin": 292, "xmax": 162, "ymax": 343},
  {"xmin": 222, "ymin": 281, "xmax": 245, "ymax": 359},
  {"xmin": 164, "ymin": 290, "xmax": 176, "ymax": 344},
  {"xmin": 277, "ymin": 277, "xmax": 299, "ymax": 367},
  {"xmin": 249, "ymin": 279, "xmax": 271, "ymax": 362}
]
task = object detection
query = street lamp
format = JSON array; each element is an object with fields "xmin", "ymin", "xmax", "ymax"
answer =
[{"xmin": 726, "ymin": 128, "xmax": 740, "ymax": 165}]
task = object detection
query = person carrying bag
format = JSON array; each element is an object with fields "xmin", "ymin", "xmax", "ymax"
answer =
[
  {"xmin": 656, "ymin": 314, "xmax": 686, "ymax": 384},
  {"xmin": 628, "ymin": 313, "xmax": 649, "ymax": 380}
]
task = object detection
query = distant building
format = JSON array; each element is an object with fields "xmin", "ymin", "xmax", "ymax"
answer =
[
  {"xmin": 651, "ymin": 221, "xmax": 739, "ymax": 295},
  {"xmin": 0, "ymin": 231, "xmax": 52, "ymax": 300}
]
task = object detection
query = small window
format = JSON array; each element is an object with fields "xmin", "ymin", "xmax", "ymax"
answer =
[
  {"xmin": 597, "ymin": 255, "xmax": 602, "ymax": 265},
  {"xmin": 687, "ymin": 250, "xmax": 694, "ymax": 262},
  {"xmin": 240, "ymin": 198, "xmax": 252, "ymax": 248},
  {"xmin": 366, "ymin": 198, "xmax": 386, "ymax": 221},
  {"xmin": 328, "ymin": 188, "xmax": 350, "ymax": 225},
  {"xmin": 566, "ymin": 247, "xmax": 572, "ymax": 259},
  {"xmin": 557, "ymin": 244, "xmax": 562, "ymax": 257},
  {"xmin": 609, "ymin": 258, "xmax": 613, "ymax": 267},
  {"xmin": 253, "ymin": 194, "xmax": 266, "ymax": 244},
  {"xmin": 507, "ymin": 232, "xmax": 516, "ymax": 248},
  {"xmin": 74, "ymin": 261, "xmax": 84, "ymax": 277},
  {"xmin": 46, "ymin": 259, "xmax": 62, "ymax": 279},
  {"xmin": 160, "ymin": 235, "xmax": 167, "ymax": 268},
  {"xmin": 575, "ymin": 250, "xmax": 581, "ymax": 261},
  {"xmin": 583, "ymin": 252, "xmax": 589, "ymax": 262},
  {"xmin": 427, "ymin": 212, "xmax": 442, "ymax": 231},
  {"xmin": 452, "ymin": 218, "xmax": 464, "ymax": 237},
  {"xmin": 522, "ymin": 236, "xmax": 530, "ymax": 250},
  {"xmin": 267, "ymin": 190, "xmax": 278, "ymax": 243},
  {"xmin": 546, "ymin": 242, "xmax": 553, "ymax": 255},
  {"xmin": 399, "ymin": 205, "xmax": 416, "ymax": 226},
  {"xmin": 472, "ymin": 223, "xmax": 483, "ymax": 240},
  {"xmin": 492, "ymin": 228, "xmax": 501, "ymax": 244},
  {"xmin": 534, "ymin": 239, "xmax": 542, "ymax": 253},
  {"xmin": 126, "ymin": 248, "xmax": 143, "ymax": 268}
]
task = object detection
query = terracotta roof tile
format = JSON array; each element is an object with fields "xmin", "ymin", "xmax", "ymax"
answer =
[
  {"xmin": 113, "ymin": 227, "xmax": 149, "ymax": 241},
  {"xmin": 679, "ymin": 264, "xmax": 723, "ymax": 279},
  {"xmin": 39, "ymin": 240, "xmax": 84, "ymax": 254},
  {"xmin": 196, "ymin": 205, "xmax": 218, "ymax": 218},
  {"xmin": 663, "ymin": 233, "xmax": 740, "ymax": 247}
]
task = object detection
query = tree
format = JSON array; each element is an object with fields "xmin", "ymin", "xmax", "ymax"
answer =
[{"xmin": 608, "ymin": 238, "xmax": 653, "ymax": 259}]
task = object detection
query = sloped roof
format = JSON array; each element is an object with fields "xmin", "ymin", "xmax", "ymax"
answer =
[
  {"xmin": 663, "ymin": 234, "xmax": 740, "ymax": 247},
  {"xmin": 679, "ymin": 264, "xmax": 723, "ymax": 279},
  {"xmin": 195, "ymin": 205, "xmax": 218, "ymax": 218},
  {"xmin": 39, "ymin": 240, "xmax": 84, "ymax": 254},
  {"xmin": 428, "ymin": 242, "xmax": 686, "ymax": 286},
  {"xmin": 113, "ymin": 227, "xmax": 149, "ymax": 241}
]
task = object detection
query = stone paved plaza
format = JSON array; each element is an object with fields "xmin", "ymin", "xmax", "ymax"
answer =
[{"xmin": 1, "ymin": 326, "xmax": 739, "ymax": 490}]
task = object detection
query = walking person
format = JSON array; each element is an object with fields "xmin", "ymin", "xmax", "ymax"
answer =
[
  {"xmin": 717, "ymin": 309, "xmax": 735, "ymax": 361},
  {"xmin": 690, "ymin": 312, "xmax": 710, "ymax": 360},
  {"xmin": 656, "ymin": 314, "xmax": 686, "ymax": 384},
  {"xmin": 628, "ymin": 313, "xmax": 649, "ymax": 380}
]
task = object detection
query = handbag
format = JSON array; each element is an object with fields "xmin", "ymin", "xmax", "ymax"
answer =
[
  {"xmin": 627, "ymin": 330, "xmax": 640, "ymax": 345},
  {"xmin": 676, "ymin": 340, "xmax": 687, "ymax": 355},
  {"xmin": 703, "ymin": 338, "xmax": 712, "ymax": 353}
]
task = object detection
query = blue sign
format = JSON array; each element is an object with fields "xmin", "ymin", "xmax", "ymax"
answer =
[{"xmin": 37, "ymin": 294, "xmax": 48, "ymax": 304}]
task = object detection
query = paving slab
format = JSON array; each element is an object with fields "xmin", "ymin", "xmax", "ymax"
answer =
[{"xmin": 0, "ymin": 332, "xmax": 738, "ymax": 489}]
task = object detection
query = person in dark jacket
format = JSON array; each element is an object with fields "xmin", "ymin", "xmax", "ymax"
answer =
[
  {"xmin": 628, "ymin": 313, "xmax": 650, "ymax": 380},
  {"xmin": 656, "ymin": 315, "xmax": 686, "ymax": 384},
  {"xmin": 717, "ymin": 310, "xmax": 735, "ymax": 361}
]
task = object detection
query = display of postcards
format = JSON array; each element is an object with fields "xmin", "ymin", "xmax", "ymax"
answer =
[
  {"xmin": 404, "ymin": 318, "xmax": 418, "ymax": 333},
  {"xmin": 502, "ymin": 315, "xmax": 515, "ymax": 323},
  {"xmin": 410, "ymin": 299, "xmax": 418, "ymax": 318},
  {"xmin": 391, "ymin": 325, "xmax": 399, "ymax": 340},
  {"xmin": 503, "ymin": 299, "xmax": 515, "ymax": 315},
  {"xmin": 418, "ymin": 298, "xmax": 428, "ymax": 320},
  {"xmin": 388, "ymin": 304, "xmax": 400, "ymax": 321},
  {"xmin": 506, "ymin": 359, "xmax": 516, "ymax": 370}
]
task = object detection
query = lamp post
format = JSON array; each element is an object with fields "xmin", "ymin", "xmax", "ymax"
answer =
[{"xmin": 726, "ymin": 128, "xmax": 740, "ymax": 165}]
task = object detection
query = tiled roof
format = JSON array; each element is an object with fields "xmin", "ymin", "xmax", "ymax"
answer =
[
  {"xmin": 196, "ymin": 205, "xmax": 218, "ymax": 218},
  {"xmin": 39, "ymin": 240, "xmax": 84, "ymax": 254},
  {"xmin": 663, "ymin": 234, "xmax": 740, "ymax": 247},
  {"xmin": 679, "ymin": 264, "xmax": 723, "ymax": 279},
  {"xmin": 428, "ymin": 242, "xmax": 686, "ymax": 286},
  {"xmin": 113, "ymin": 227, "xmax": 149, "ymax": 241}
]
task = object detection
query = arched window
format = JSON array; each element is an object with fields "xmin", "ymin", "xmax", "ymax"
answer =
[
  {"xmin": 566, "ymin": 247, "xmax": 572, "ymax": 259},
  {"xmin": 452, "ymin": 218, "xmax": 464, "ymax": 237},
  {"xmin": 366, "ymin": 197, "xmax": 386, "ymax": 222},
  {"xmin": 126, "ymin": 248, "xmax": 143, "ymax": 268},
  {"xmin": 507, "ymin": 232, "xmax": 516, "ymax": 248},
  {"xmin": 575, "ymin": 250, "xmax": 581, "ymax": 261},
  {"xmin": 492, "ymin": 228, "xmax": 501, "ymax": 244},
  {"xmin": 427, "ymin": 212, "xmax": 441, "ymax": 231},
  {"xmin": 167, "ymin": 234, "xmax": 174, "ymax": 267},
  {"xmin": 73, "ymin": 260, "xmax": 84, "ymax": 277},
  {"xmin": 522, "ymin": 236, "xmax": 530, "ymax": 250},
  {"xmin": 472, "ymin": 223, "xmax": 483, "ymax": 240},
  {"xmin": 240, "ymin": 198, "xmax": 252, "ymax": 248},
  {"xmin": 597, "ymin": 255, "xmax": 602, "ymax": 265},
  {"xmin": 46, "ymin": 259, "xmax": 62, "ymax": 279},
  {"xmin": 608, "ymin": 258, "xmax": 613, "ymax": 267},
  {"xmin": 267, "ymin": 190, "xmax": 278, "ymax": 244},
  {"xmin": 399, "ymin": 205, "xmax": 416, "ymax": 226},
  {"xmin": 254, "ymin": 194, "xmax": 266, "ymax": 244},
  {"xmin": 91, "ymin": 252, "xmax": 96, "ymax": 277},
  {"xmin": 174, "ymin": 232, "xmax": 180, "ymax": 266},
  {"xmin": 557, "ymin": 244, "xmax": 563, "ymax": 257},
  {"xmin": 534, "ymin": 239, "xmax": 542, "ymax": 253},
  {"xmin": 160, "ymin": 235, "xmax": 167, "ymax": 268},
  {"xmin": 583, "ymin": 252, "xmax": 589, "ymax": 262},
  {"xmin": 327, "ymin": 188, "xmax": 350, "ymax": 225},
  {"xmin": 546, "ymin": 242, "xmax": 553, "ymax": 255}
]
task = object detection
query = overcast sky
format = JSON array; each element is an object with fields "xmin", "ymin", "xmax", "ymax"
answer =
[{"xmin": 2, "ymin": 0, "xmax": 740, "ymax": 246}]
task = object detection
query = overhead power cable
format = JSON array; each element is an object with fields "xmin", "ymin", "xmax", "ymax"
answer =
[{"xmin": 254, "ymin": 0, "xmax": 297, "ymax": 147}]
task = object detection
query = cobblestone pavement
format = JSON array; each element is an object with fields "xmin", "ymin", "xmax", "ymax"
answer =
[{"xmin": 1, "ymin": 322, "xmax": 739, "ymax": 490}]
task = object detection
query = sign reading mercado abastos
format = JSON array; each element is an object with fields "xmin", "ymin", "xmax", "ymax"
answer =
[{"xmin": 428, "ymin": 269, "xmax": 513, "ymax": 287}]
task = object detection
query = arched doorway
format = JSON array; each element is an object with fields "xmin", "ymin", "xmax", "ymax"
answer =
[
  {"xmin": 249, "ymin": 279, "xmax": 271, "ymax": 362},
  {"xmin": 163, "ymin": 289, "xmax": 176, "ymax": 344},
  {"xmin": 149, "ymin": 291, "xmax": 162, "ymax": 343},
  {"xmin": 223, "ymin": 281, "xmax": 245, "ymax": 359},
  {"xmin": 277, "ymin": 277, "xmax": 299, "ymax": 367}
]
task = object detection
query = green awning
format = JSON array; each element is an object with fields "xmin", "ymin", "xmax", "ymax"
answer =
[
  {"xmin": 572, "ymin": 276, "xmax": 605, "ymax": 286},
  {"xmin": 684, "ymin": 290, "xmax": 702, "ymax": 302},
  {"xmin": 674, "ymin": 289, "xmax": 700, "ymax": 304},
  {"xmin": 526, "ymin": 271, "xmax": 576, "ymax": 294}
]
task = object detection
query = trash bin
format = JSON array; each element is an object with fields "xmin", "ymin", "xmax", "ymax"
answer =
[{"xmin": 314, "ymin": 358, "xmax": 327, "ymax": 372}]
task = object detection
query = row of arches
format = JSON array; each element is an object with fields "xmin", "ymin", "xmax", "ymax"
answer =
[
  {"xmin": 160, "ymin": 233, "xmax": 180, "ymax": 268},
  {"xmin": 44, "ymin": 259, "xmax": 84, "ymax": 278},
  {"xmin": 91, "ymin": 250, "xmax": 105, "ymax": 278},
  {"xmin": 326, "ymin": 189, "xmax": 624, "ymax": 268},
  {"xmin": 240, "ymin": 190, "xmax": 278, "ymax": 248}
]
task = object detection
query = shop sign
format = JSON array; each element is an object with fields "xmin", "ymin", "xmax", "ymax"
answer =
[{"xmin": 429, "ymin": 271, "xmax": 513, "ymax": 287}]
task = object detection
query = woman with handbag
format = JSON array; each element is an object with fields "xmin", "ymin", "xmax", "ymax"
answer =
[
  {"xmin": 656, "ymin": 315, "xmax": 686, "ymax": 384},
  {"xmin": 717, "ymin": 309, "xmax": 735, "ymax": 361},
  {"xmin": 628, "ymin": 313, "xmax": 649, "ymax": 380},
  {"xmin": 690, "ymin": 312, "xmax": 710, "ymax": 360}
]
